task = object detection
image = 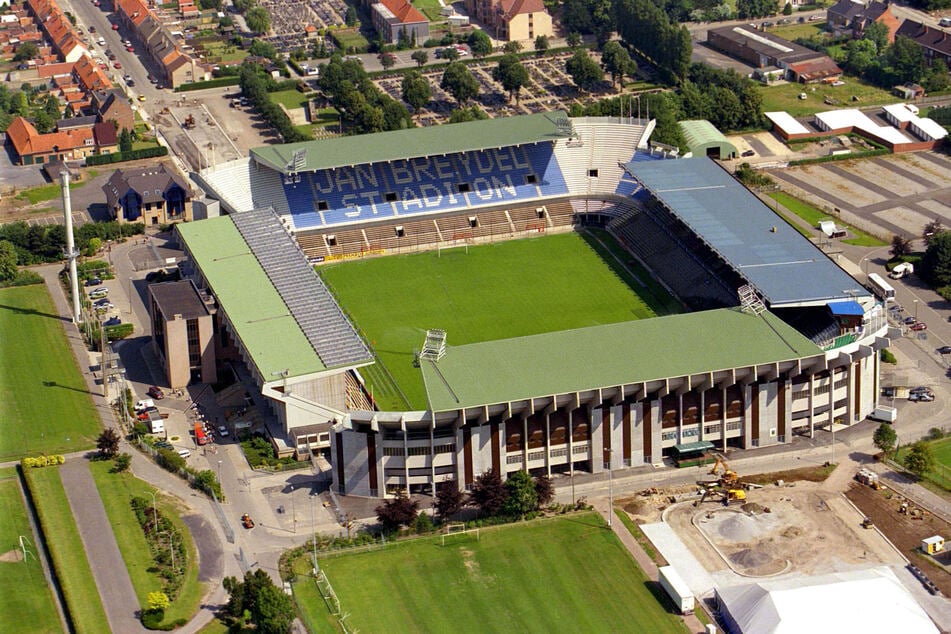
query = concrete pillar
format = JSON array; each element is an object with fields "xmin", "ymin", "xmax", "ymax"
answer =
[
  {"xmin": 721, "ymin": 385, "xmax": 727, "ymax": 452},
  {"xmin": 808, "ymin": 373, "xmax": 815, "ymax": 439}
]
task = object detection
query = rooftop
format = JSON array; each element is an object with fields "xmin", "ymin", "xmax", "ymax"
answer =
[
  {"xmin": 250, "ymin": 111, "xmax": 571, "ymax": 173},
  {"xmin": 422, "ymin": 309, "xmax": 822, "ymax": 411},
  {"xmin": 626, "ymin": 157, "xmax": 869, "ymax": 307},
  {"xmin": 149, "ymin": 280, "xmax": 210, "ymax": 320},
  {"xmin": 176, "ymin": 217, "xmax": 327, "ymax": 379}
]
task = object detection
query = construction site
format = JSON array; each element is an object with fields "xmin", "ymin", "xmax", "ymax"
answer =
[{"xmin": 617, "ymin": 455, "xmax": 951, "ymax": 631}]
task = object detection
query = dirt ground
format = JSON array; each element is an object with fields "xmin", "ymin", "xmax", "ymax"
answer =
[{"xmin": 847, "ymin": 482, "xmax": 951, "ymax": 596}]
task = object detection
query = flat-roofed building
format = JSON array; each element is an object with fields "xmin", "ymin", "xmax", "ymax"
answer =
[{"xmin": 149, "ymin": 280, "xmax": 217, "ymax": 388}]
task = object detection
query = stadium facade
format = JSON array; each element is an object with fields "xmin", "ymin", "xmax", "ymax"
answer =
[{"xmin": 182, "ymin": 113, "xmax": 889, "ymax": 498}]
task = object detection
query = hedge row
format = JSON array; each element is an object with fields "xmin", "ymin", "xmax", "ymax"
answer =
[
  {"xmin": 174, "ymin": 76, "xmax": 241, "ymax": 92},
  {"xmin": 86, "ymin": 146, "xmax": 169, "ymax": 166},
  {"xmin": 22, "ymin": 455, "xmax": 66, "ymax": 468},
  {"xmin": 788, "ymin": 148, "xmax": 890, "ymax": 166}
]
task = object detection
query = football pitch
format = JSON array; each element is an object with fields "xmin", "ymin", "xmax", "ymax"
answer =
[
  {"xmin": 320, "ymin": 232, "xmax": 668, "ymax": 410},
  {"xmin": 302, "ymin": 513, "xmax": 687, "ymax": 634},
  {"xmin": 0, "ymin": 285, "xmax": 100, "ymax": 459}
]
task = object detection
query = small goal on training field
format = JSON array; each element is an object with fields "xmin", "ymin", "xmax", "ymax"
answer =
[{"xmin": 441, "ymin": 522, "xmax": 479, "ymax": 546}]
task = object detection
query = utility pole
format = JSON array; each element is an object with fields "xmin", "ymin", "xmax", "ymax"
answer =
[{"xmin": 61, "ymin": 171, "xmax": 81, "ymax": 324}]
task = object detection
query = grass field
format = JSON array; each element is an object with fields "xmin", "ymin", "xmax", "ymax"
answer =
[
  {"xmin": 320, "ymin": 232, "xmax": 666, "ymax": 409},
  {"xmin": 758, "ymin": 76, "xmax": 898, "ymax": 117},
  {"xmin": 89, "ymin": 461, "xmax": 201, "ymax": 625},
  {"xmin": 23, "ymin": 467, "xmax": 109, "ymax": 634},
  {"xmin": 0, "ymin": 467, "xmax": 61, "ymax": 634},
  {"xmin": 0, "ymin": 285, "xmax": 100, "ymax": 460},
  {"xmin": 270, "ymin": 89, "xmax": 311, "ymax": 110},
  {"xmin": 767, "ymin": 191, "xmax": 886, "ymax": 247},
  {"xmin": 411, "ymin": 0, "xmax": 444, "ymax": 20},
  {"xmin": 300, "ymin": 513, "xmax": 687, "ymax": 634}
]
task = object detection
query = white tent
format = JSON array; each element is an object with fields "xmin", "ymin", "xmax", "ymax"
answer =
[{"xmin": 716, "ymin": 567, "xmax": 938, "ymax": 634}]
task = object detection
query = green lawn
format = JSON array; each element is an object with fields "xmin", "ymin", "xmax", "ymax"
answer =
[
  {"xmin": 0, "ymin": 285, "xmax": 100, "ymax": 460},
  {"xmin": 758, "ymin": 76, "xmax": 899, "ymax": 117},
  {"xmin": 23, "ymin": 467, "xmax": 109, "ymax": 634},
  {"xmin": 302, "ymin": 513, "xmax": 687, "ymax": 634},
  {"xmin": 767, "ymin": 21, "xmax": 826, "ymax": 41},
  {"xmin": 88, "ymin": 461, "xmax": 201, "ymax": 625},
  {"xmin": 320, "ymin": 232, "xmax": 664, "ymax": 409},
  {"xmin": 412, "ymin": 0, "xmax": 444, "ymax": 20},
  {"xmin": 15, "ymin": 177, "xmax": 91, "ymax": 205},
  {"xmin": 270, "ymin": 89, "xmax": 311, "ymax": 110},
  {"xmin": 767, "ymin": 191, "xmax": 886, "ymax": 246},
  {"xmin": 0, "ymin": 467, "xmax": 61, "ymax": 634}
]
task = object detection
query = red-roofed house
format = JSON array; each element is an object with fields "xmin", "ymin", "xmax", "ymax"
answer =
[
  {"xmin": 367, "ymin": 0, "xmax": 429, "ymax": 44},
  {"xmin": 73, "ymin": 53, "xmax": 113, "ymax": 93},
  {"xmin": 5, "ymin": 116, "xmax": 97, "ymax": 165},
  {"xmin": 465, "ymin": 0, "xmax": 552, "ymax": 42},
  {"xmin": 25, "ymin": 0, "xmax": 89, "ymax": 62},
  {"xmin": 116, "ymin": 0, "xmax": 208, "ymax": 87}
]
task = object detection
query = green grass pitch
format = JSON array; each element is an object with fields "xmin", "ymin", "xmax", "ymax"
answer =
[
  {"xmin": 0, "ymin": 285, "xmax": 100, "ymax": 460},
  {"xmin": 320, "ymin": 232, "xmax": 665, "ymax": 410},
  {"xmin": 301, "ymin": 513, "xmax": 688, "ymax": 634},
  {"xmin": 0, "ymin": 467, "xmax": 62, "ymax": 634}
]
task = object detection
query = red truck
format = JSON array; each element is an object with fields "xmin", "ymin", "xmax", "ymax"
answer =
[{"xmin": 194, "ymin": 422, "xmax": 209, "ymax": 446}]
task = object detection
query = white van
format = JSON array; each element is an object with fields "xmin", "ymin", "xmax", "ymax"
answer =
[
  {"xmin": 940, "ymin": 17, "xmax": 951, "ymax": 27},
  {"xmin": 177, "ymin": 448, "xmax": 191, "ymax": 459}
]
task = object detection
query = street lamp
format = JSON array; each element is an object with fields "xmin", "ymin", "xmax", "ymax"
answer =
[
  {"xmin": 309, "ymin": 493, "xmax": 318, "ymax": 573},
  {"xmin": 217, "ymin": 460, "xmax": 222, "ymax": 486},
  {"xmin": 914, "ymin": 299, "xmax": 920, "ymax": 322},
  {"xmin": 148, "ymin": 490, "xmax": 158, "ymax": 531},
  {"xmin": 606, "ymin": 448, "xmax": 614, "ymax": 528}
]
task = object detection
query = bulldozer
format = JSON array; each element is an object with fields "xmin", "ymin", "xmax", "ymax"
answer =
[
  {"xmin": 709, "ymin": 454, "xmax": 739, "ymax": 487},
  {"xmin": 183, "ymin": 114, "xmax": 196, "ymax": 129},
  {"xmin": 861, "ymin": 517, "xmax": 874, "ymax": 529},
  {"xmin": 694, "ymin": 485, "xmax": 747, "ymax": 507}
]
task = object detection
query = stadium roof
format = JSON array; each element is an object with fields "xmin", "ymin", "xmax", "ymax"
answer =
[
  {"xmin": 421, "ymin": 308, "xmax": 822, "ymax": 412},
  {"xmin": 250, "ymin": 111, "xmax": 571, "ymax": 173},
  {"xmin": 176, "ymin": 217, "xmax": 328, "ymax": 379},
  {"xmin": 626, "ymin": 157, "xmax": 869, "ymax": 307}
]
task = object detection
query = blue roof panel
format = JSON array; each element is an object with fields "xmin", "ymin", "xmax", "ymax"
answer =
[{"xmin": 627, "ymin": 157, "xmax": 869, "ymax": 307}]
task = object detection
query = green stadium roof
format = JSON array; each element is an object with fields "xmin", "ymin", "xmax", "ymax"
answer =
[
  {"xmin": 421, "ymin": 309, "xmax": 822, "ymax": 412},
  {"xmin": 250, "ymin": 111, "xmax": 571, "ymax": 173},
  {"xmin": 176, "ymin": 217, "xmax": 327, "ymax": 379}
]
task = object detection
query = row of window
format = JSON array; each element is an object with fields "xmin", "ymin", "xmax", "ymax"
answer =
[{"xmin": 382, "ymin": 443, "xmax": 456, "ymax": 457}]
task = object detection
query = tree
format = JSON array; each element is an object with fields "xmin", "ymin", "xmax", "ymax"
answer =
[
  {"xmin": 0, "ymin": 240, "xmax": 17, "ymax": 282},
  {"xmin": 401, "ymin": 70, "xmax": 431, "ymax": 118},
  {"xmin": 33, "ymin": 111, "xmax": 55, "ymax": 134},
  {"xmin": 448, "ymin": 104, "xmax": 488, "ymax": 123},
  {"xmin": 534, "ymin": 35, "xmax": 549, "ymax": 54},
  {"xmin": 44, "ymin": 94, "xmax": 60, "ymax": 120},
  {"xmin": 470, "ymin": 469, "xmax": 507, "ymax": 517},
  {"xmin": 566, "ymin": 49, "xmax": 604, "ymax": 92},
  {"xmin": 245, "ymin": 6, "xmax": 271, "ymax": 34},
  {"xmin": 503, "ymin": 41, "xmax": 523, "ymax": 54},
  {"xmin": 493, "ymin": 53, "xmax": 529, "ymax": 104},
  {"xmin": 782, "ymin": 1, "xmax": 792, "ymax": 15},
  {"xmin": 224, "ymin": 570, "xmax": 294, "ymax": 634},
  {"xmin": 118, "ymin": 128, "xmax": 133, "ymax": 153},
  {"xmin": 890, "ymin": 234, "xmax": 912, "ymax": 259},
  {"xmin": 375, "ymin": 494, "xmax": 418, "ymax": 531},
  {"xmin": 924, "ymin": 219, "xmax": 944, "ymax": 246},
  {"xmin": 905, "ymin": 440, "xmax": 935, "ymax": 479},
  {"xmin": 113, "ymin": 452, "xmax": 132, "ymax": 472},
  {"xmin": 442, "ymin": 46, "xmax": 460, "ymax": 62},
  {"xmin": 198, "ymin": 0, "xmax": 221, "ymax": 9},
  {"xmin": 440, "ymin": 62, "xmax": 479, "ymax": 104},
  {"xmin": 147, "ymin": 591, "xmax": 170, "ymax": 612},
  {"xmin": 566, "ymin": 32, "xmax": 582, "ymax": 48},
  {"xmin": 873, "ymin": 423, "xmax": 897, "ymax": 456},
  {"xmin": 345, "ymin": 5, "xmax": 358, "ymax": 27},
  {"xmin": 844, "ymin": 38, "xmax": 878, "ymax": 76},
  {"xmin": 85, "ymin": 236, "xmax": 102, "ymax": 257},
  {"xmin": 435, "ymin": 478, "xmax": 465, "ymax": 519},
  {"xmin": 411, "ymin": 49, "xmax": 428, "ymax": 67},
  {"xmin": 96, "ymin": 428, "xmax": 121, "ymax": 458},
  {"xmin": 379, "ymin": 52, "xmax": 396, "ymax": 70},
  {"xmin": 921, "ymin": 231, "xmax": 951, "ymax": 287},
  {"xmin": 601, "ymin": 41, "xmax": 635, "ymax": 90},
  {"xmin": 469, "ymin": 30, "xmax": 492, "ymax": 58},
  {"xmin": 863, "ymin": 20, "xmax": 889, "ymax": 52},
  {"xmin": 503, "ymin": 470, "xmax": 538, "ymax": 518},
  {"xmin": 13, "ymin": 41, "xmax": 39, "ymax": 62},
  {"xmin": 887, "ymin": 35, "xmax": 927, "ymax": 84},
  {"xmin": 233, "ymin": 0, "xmax": 254, "ymax": 11},
  {"xmin": 534, "ymin": 474, "xmax": 554, "ymax": 506}
]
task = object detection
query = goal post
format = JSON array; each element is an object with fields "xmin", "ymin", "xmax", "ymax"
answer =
[{"xmin": 441, "ymin": 522, "xmax": 479, "ymax": 546}]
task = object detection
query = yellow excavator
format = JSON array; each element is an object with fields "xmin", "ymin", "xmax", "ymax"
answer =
[
  {"xmin": 694, "ymin": 485, "xmax": 747, "ymax": 507},
  {"xmin": 709, "ymin": 454, "xmax": 739, "ymax": 487}
]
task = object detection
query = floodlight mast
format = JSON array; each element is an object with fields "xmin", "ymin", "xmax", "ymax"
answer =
[{"xmin": 61, "ymin": 171, "xmax": 81, "ymax": 323}]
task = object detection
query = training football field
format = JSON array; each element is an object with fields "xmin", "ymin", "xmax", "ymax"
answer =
[
  {"xmin": 320, "ymin": 232, "xmax": 664, "ymax": 409},
  {"xmin": 304, "ymin": 513, "xmax": 687, "ymax": 634}
]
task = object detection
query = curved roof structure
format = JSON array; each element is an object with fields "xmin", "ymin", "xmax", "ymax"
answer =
[
  {"xmin": 250, "ymin": 111, "xmax": 572, "ymax": 174},
  {"xmin": 680, "ymin": 119, "xmax": 737, "ymax": 160}
]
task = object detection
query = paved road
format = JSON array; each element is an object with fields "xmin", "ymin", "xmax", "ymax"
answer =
[{"xmin": 60, "ymin": 459, "xmax": 145, "ymax": 633}]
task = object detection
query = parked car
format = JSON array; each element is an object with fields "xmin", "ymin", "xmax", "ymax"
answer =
[
  {"xmin": 741, "ymin": 150, "xmax": 755, "ymax": 157},
  {"xmin": 104, "ymin": 317, "xmax": 121, "ymax": 327},
  {"xmin": 147, "ymin": 385, "xmax": 165, "ymax": 399},
  {"xmin": 113, "ymin": 61, "xmax": 121, "ymax": 69},
  {"xmin": 217, "ymin": 425, "xmax": 230, "ymax": 437},
  {"xmin": 910, "ymin": 322, "xmax": 928, "ymax": 331},
  {"xmin": 937, "ymin": 346, "xmax": 951, "ymax": 355},
  {"xmin": 903, "ymin": 316, "xmax": 918, "ymax": 325},
  {"xmin": 85, "ymin": 277, "xmax": 102, "ymax": 286},
  {"xmin": 94, "ymin": 301, "xmax": 115, "ymax": 310},
  {"xmin": 89, "ymin": 288, "xmax": 109, "ymax": 299},
  {"xmin": 910, "ymin": 392, "xmax": 935, "ymax": 402},
  {"xmin": 112, "ymin": 23, "xmax": 119, "ymax": 30},
  {"xmin": 241, "ymin": 514, "xmax": 254, "ymax": 529},
  {"xmin": 910, "ymin": 386, "xmax": 934, "ymax": 396}
]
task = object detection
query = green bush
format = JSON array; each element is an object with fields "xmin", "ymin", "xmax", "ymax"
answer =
[
  {"xmin": 173, "ymin": 76, "xmax": 240, "ymax": 92},
  {"xmin": 0, "ymin": 269, "xmax": 43, "ymax": 288},
  {"xmin": 880, "ymin": 349, "xmax": 897, "ymax": 364},
  {"xmin": 156, "ymin": 448, "xmax": 186, "ymax": 473},
  {"xmin": 105, "ymin": 323, "xmax": 134, "ymax": 340},
  {"xmin": 938, "ymin": 286, "xmax": 951, "ymax": 302},
  {"xmin": 142, "ymin": 608, "xmax": 175, "ymax": 630},
  {"xmin": 86, "ymin": 146, "xmax": 169, "ymax": 166}
]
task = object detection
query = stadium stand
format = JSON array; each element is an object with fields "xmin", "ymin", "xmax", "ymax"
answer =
[
  {"xmin": 195, "ymin": 158, "xmax": 292, "ymax": 216},
  {"xmin": 552, "ymin": 118, "xmax": 651, "ymax": 195},
  {"xmin": 231, "ymin": 209, "xmax": 371, "ymax": 368}
]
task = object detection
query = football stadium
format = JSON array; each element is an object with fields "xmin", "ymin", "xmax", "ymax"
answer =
[{"xmin": 181, "ymin": 113, "xmax": 890, "ymax": 498}]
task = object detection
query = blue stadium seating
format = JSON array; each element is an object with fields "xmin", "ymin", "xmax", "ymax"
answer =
[{"xmin": 281, "ymin": 143, "xmax": 568, "ymax": 229}]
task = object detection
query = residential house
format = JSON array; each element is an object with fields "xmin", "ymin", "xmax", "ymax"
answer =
[
  {"xmin": 896, "ymin": 19, "xmax": 951, "ymax": 68},
  {"xmin": 827, "ymin": 0, "xmax": 900, "ymax": 42},
  {"xmin": 5, "ymin": 115, "xmax": 96, "ymax": 165},
  {"xmin": 115, "ymin": 0, "xmax": 208, "ymax": 87},
  {"xmin": 102, "ymin": 163, "xmax": 195, "ymax": 225},
  {"xmin": 93, "ymin": 121, "xmax": 119, "ymax": 154},
  {"xmin": 464, "ymin": 0, "xmax": 553, "ymax": 42},
  {"xmin": 366, "ymin": 0, "xmax": 429, "ymax": 44},
  {"xmin": 90, "ymin": 89, "xmax": 134, "ymax": 132},
  {"xmin": 25, "ymin": 0, "xmax": 89, "ymax": 62}
]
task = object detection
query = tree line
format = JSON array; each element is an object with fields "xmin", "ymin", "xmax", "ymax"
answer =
[
  {"xmin": 834, "ymin": 23, "xmax": 948, "ymax": 93},
  {"xmin": 316, "ymin": 55, "xmax": 413, "ymax": 135}
]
